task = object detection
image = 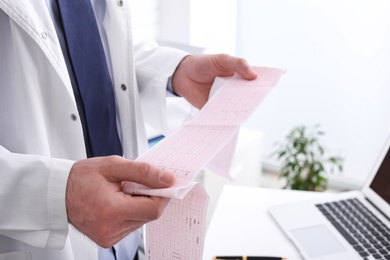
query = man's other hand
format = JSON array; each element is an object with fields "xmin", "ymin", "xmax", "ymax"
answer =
[
  {"xmin": 65, "ymin": 156, "xmax": 176, "ymax": 248},
  {"xmin": 172, "ymin": 54, "xmax": 257, "ymax": 109}
]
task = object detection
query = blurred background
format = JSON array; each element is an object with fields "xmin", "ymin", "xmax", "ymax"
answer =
[{"xmin": 131, "ymin": 0, "xmax": 390, "ymax": 191}]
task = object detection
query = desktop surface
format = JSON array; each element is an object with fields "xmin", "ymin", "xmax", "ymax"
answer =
[{"xmin": 203, "ymin": 185, "xmax": 334, "ymax": 260}]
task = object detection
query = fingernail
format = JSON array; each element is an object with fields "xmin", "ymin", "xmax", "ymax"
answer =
[{"xmin": 160, "ymin": 171, "xmax": 175, "ymax": 183}]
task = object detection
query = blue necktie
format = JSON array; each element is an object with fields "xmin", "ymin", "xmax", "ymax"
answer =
[{"xmin": 57, "ymin": 0, "xmax": 123, "ymax": 157}]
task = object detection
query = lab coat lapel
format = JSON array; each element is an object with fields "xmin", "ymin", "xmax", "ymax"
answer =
[{"xmin": 0, "ymin": 0, "xmax": 77, "ymax": 106}]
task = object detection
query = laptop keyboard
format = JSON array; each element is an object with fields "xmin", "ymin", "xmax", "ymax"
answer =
[{"xmin": 316, "ymin": 198, "xmax": 390, "ymax": 260}]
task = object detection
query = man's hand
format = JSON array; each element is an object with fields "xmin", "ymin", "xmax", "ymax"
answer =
[
  {"xmin": 65, "ymin": 156, "xmax": 176, "ymax": 248},
  {"xmin": 172, "ymin": 54, "xmax": 258, "ymax": 109}
]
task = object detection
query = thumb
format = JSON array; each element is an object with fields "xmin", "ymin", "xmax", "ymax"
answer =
[
  {"xmin": 107, "ymin": 157, "xmax": 176, "ymax": 188},
  {"xmin": 213, "ymin": 54, "xmax": 258, "ymax": 80}
]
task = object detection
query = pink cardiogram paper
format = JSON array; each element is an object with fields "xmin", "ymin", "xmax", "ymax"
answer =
[
  {"xmin": 146, "ymin": 183, "xmax": 209, "ymax": 260},
  {"xmin": 122, "ymin": 66, "xmax": 286, "ymax": 259}
]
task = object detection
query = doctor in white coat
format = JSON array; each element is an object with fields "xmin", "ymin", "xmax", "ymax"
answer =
[{"xmin": 0, "ymin": 0, "xmax": 257, "ymax": 259}]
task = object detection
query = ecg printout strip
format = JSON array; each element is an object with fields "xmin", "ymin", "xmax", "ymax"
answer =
[
  {"xmin": 122, "ymin": 66, "xmax": 286, "ymax": 259},
  {"xmin": 123, "ymin": 125, "xmax": 238, "ymax": 198},
  {"xmin": 146, "ymin": 184, "xmax": 209, "ymax": 260},
  {"xmin": 122, "ymin": 67, "xmax": 285, "ymax": 199}
]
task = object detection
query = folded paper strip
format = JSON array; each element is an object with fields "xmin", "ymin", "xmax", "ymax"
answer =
[{"xmin": 122, "ymin": 66, "xmax": 286, "ymax": 259}]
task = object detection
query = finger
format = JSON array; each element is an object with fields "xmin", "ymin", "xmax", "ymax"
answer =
[
  {"xmin": 213, "ymin": 54, "xmax": 257, "ymax": 80},
  {"xmin": 99, "ymin": 196, "xmax": 169, "ymax": 247},
  {"xmin": 105, "ymin": 157, "xmax": 176, "ymax": 189},
  {"xmin": 100, "ymin": 220, "xmax": 146, "ymax": 248},
  {"xmin": 112, "ymin": 223, "xmax": 145, "ymax": 246},
  {"xmin": 93, "ymin": 195, "xmax": 169, "ymax": 247},
  {"xmin": 93, "ymin": 220, "xmax": 145, "ymax": 248},
  {"xmin": 118, "ymin": 194, "xmax": 170, "ymax": 221}
]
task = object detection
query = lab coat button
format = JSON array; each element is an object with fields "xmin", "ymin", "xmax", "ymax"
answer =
[
  {"xmin": 117, "ymin": 0, "xmax": 124, "ymax": 7},
  {"xmin": 41, "ymin": 32, "xmax": 48, "ymax": 39},
  {"xmin": 70, "ymin": 114, "xmax": 77, "ymax": 121},
  {"xmin": 121, "ymin": 84, "xmax": 127, "ymax": 91}
]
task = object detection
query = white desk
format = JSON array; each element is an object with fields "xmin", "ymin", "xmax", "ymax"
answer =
[{"xmin": 203, "ymin": 185, "xmax": 336, "ymax": 260}]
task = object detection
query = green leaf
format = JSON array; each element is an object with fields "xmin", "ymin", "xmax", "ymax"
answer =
[{"xmin": 272, "ymin": 123, "xmax": 344, "ymax": 192}]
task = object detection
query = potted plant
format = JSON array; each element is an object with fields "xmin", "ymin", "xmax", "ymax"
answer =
[{"xmin": 273, "ymin": 124, "xmax": 344, "ymax": 191}]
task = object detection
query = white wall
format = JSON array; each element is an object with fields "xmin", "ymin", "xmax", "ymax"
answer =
[
  {"xmin": 236, "ymin": 0, "xmax": 390, "ymax": 188},
  {"xmin": 131, "ymin": 0, "xmax": 237, "ymax": 54},
  {"xmin": 158, "ymin": 0, "xmax": 237, "ymax": 54},
  {"xmin": 131, "ymin": 0, "xmax": 390, "ymax": 188},
  {"xmin": 130, "ymin": 0, "xmax": 160, "ymax": 43}
]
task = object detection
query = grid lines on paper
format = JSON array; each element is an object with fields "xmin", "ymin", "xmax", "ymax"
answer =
[
  {"xmin": 138, "ymin": 125, "xmax": 237, "ymax": 183},
  {"xmin": 192, "ymin": 86, "xmax": 272, "ymax": 126},
  {"xmin": 146, "ymin": 184, "xmax": 209, "ymax": 259}
]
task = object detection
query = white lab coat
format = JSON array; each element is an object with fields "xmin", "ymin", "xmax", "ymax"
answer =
[{"xmin": 0, "ymin": 0, "xmax": 187, "ymax": 259}]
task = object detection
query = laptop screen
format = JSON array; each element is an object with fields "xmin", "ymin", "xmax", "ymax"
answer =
[{"xmin": 369, "ymin": 146, "xmax": 390, "ymax": 204}]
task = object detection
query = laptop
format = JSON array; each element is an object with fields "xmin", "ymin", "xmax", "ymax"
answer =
[{"xmin": 269, "ymin": 135, "xmax": 390, "ymax": 260}]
